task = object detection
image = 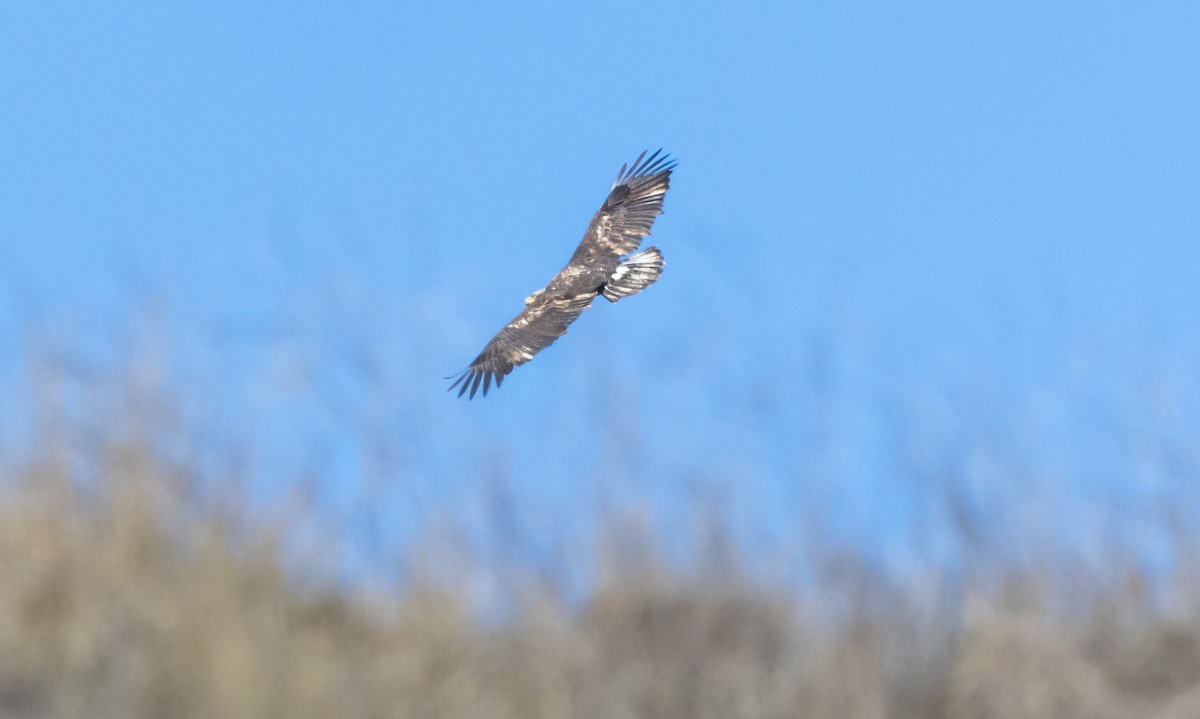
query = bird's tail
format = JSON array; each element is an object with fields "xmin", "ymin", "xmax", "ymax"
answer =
[{"xmin": 601, "ymin": 247, "xmax": 664, "ymax": 302}]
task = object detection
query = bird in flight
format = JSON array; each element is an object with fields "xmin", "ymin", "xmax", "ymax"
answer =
[{"xmin": 448, "ymin": 149, "xmax": 676, "ymax": 399}]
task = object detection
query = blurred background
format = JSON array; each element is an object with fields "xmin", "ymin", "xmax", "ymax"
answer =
[{"xmin": 2, "ymin": 1, "xmax": 1199, "ymax": 717}]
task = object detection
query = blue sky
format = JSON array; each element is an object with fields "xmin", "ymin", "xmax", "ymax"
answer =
[{"xmin": 2, "ymin": 1, "xmax": 1198, "ymax": 576}]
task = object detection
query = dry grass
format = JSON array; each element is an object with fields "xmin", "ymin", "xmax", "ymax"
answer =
[{"xmin": 1, "ymin": 361, "xmax": 1199, "ymax": 718}]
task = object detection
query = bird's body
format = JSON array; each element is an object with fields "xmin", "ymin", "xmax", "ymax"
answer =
[{"xmin": 449, "ymin": 150, "xmax": 676, "ymax": 399}]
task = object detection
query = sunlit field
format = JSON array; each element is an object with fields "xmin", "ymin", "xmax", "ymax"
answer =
[{"xmin": 2, "ymin": 345, "xmax": 1197, "ymax": 719}]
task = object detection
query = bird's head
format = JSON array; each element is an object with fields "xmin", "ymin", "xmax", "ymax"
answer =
[{"xmin": 524, "ymin": 288, "xmax": 544, "ymax": 306}]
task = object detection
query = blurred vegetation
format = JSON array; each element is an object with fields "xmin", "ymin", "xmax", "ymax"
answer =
[{"xmin": 1, "ymin": 350, "xmax": 1199, "ymax": 719}]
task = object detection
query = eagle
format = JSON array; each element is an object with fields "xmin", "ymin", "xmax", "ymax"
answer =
[{"xmin": 448, "ymin": 149, "xmax": 676, "ymax": 399}]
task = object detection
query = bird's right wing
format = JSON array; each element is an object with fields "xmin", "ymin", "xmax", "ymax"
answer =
[
  {"xmin": 573, "ymin": 149, "xmax": 676, "ymax": 260},
  {"xmin": 447, "ymin": 292, "xmax": 594, "ymax": 399}
]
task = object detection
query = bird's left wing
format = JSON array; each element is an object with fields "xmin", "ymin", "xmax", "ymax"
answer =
[{"xmin": 447, "ymin": 292, "xmax": 593, "ymax": 399}]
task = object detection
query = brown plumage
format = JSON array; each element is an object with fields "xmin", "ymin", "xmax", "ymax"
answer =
[{"xmin": 448, "ymin": 149, "xmax": 676, "ymax": 399}]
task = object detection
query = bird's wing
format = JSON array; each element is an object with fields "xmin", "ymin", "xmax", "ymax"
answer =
[
  {"xmin": 573, "ymin": 149, "xmax": 676, "ymax": 260},
  {"xmin": 447, "ymin": 292, "xmax": 594, "ymax": 399}
]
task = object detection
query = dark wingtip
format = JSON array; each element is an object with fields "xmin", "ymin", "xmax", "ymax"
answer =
[
  {"xmin": 447, "ymin": 369, "xmax": 478, "ymax": 398},
  {"xmin": 631, "ymin": 149, "xmax": 676, "ymax": 180},
  {"xmin": 615, "ymin": 149, "xmax": 677, "ymax": 186},
  {"xmin": 447, "ymin": 367, "xmax": 506, "ymax": 399}
]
